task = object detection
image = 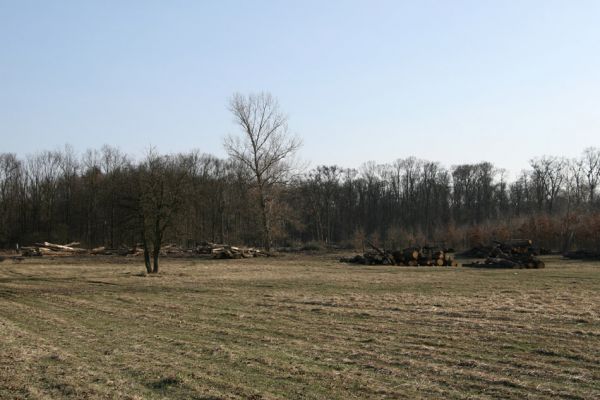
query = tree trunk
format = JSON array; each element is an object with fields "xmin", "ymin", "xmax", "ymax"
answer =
[
  {"xmin": 259, "ymin": 188, "xmax": 271, "ymax": 252},
  {"xmin": 219, "ymin": 204, "xmax": 225, "ymax": 244},
  {"xmin": 144, "ymin": 246, "xmax": 152, "ymax": 273},
  {"xmin": 141, "ymin": 228, "xmax": 152, "ymax": 274},
  {"xmin": 152, "ymin": 217, "xmax": 161, "ymax": 274},
  {"xmin": 152, "ymin": 247, "xmax": 159, "ymax": 274}
]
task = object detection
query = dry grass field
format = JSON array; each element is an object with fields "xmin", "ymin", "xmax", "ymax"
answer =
[{"xmin": 0, "ymin": 254, "xmax": 598, "ymax": 399}]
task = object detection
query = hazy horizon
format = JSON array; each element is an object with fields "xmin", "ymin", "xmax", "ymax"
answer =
[{"xmin": 2, "ymin": 1, "xmax": 599, "ymax": 175}]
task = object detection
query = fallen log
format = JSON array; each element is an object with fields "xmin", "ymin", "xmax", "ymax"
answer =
[
  {"xmin": 34, "ymin": 242, "xmax": 87, "ymax": 254},
  {"xmin": 20, "ymin": 246, "xmax": 42, "ymax": 257}
]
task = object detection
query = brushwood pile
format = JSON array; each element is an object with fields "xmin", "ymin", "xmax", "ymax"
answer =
[{"xmin": 462, "ymin": 239, "xmax": 545, "ymax": 269}]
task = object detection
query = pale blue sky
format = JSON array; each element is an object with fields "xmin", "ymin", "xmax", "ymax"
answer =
[{"xmin": 1, "ymin": 0, "xmax": 599, "ymax": 173}]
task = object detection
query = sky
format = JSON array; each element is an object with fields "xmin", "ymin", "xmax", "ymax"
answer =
[{"xmin": 1, "ymin": 0, "xmax": 599, "ymax": 175}]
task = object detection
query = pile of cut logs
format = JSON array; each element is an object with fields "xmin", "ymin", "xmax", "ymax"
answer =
[
  {"xmin": 197, "ymin": 242, "xmax": 269, "ymax": 259},
  {"xmin": 340, "ymin": 242, "xmax": 458, "ymax": 267},
  {"xmin": 91, "ymin": 242, "xmax": 269, "ymax": 258},
  {"xmin": 462, "ymin": 239, "xmax": 545, "ymax": 269},
  {"xmin": 21, "ymin": 242, "xmax": 86, "ymax": 257},
  {"xmin": 17, "ymin": 240, "xmax": 270, "ymax": 259}
]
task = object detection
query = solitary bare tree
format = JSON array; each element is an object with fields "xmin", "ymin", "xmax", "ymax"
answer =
[
  {"xmin": 224, "ymin": 92, "xmax": 301, "ymax": 251},
  {"xmin": 137, "ymin": 150, "xmax": 191, "ymax": 273}
]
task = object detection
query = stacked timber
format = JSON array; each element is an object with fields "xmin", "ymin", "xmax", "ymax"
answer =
[
  {"xmin": 196, "ymin": 241, "xmax": 222, "ymax": 254},
  {"xmin": 341, "ymin": 242, "xmax": 458, "ymax": 267},
  {"xmin": 36, "ymin": 241, "xmax": 86, "ymax": 253},
  {"xmin": 211, "ymin": 245, "xmax": 269, "ymax": 259},
  {"xmin": 20, "ymin": 247, "xmax": 42, "ymax": 257},
  {"xmin": 20, "ymin": 242, "xmax": 86, "ymax": 257},
  {"xmin": 17, "ymin": 240, "xmax": 270, "ymax": 259},
  {"xmin": 195, "ymin": 241, "xmax": 270, "ymax": 258}
]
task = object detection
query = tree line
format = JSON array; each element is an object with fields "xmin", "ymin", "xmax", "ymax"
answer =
[
  {"xmin": 1, "ymin": 93, "xmax": 599, "ymax": 263},
  {"xmin": 2, "ymin": 146, "xmax": 599, "ymax": 253}
]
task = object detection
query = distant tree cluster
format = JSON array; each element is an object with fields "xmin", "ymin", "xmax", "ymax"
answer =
[{"xmin": 289, "ymin": 151, "xmax": 600, "ymax": 252}]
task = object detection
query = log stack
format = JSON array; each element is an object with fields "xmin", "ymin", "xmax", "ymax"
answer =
[
  {"xmin": 36, "ymin": 241, "xmax": 86, "ymax": 252},
  {"xmin": 17, "ymin": 240, "xmax": 271, "ymax": 259},
  {"xmin": 341, "ymin": 242, "xmax": 458, "ymax": 267},
  {"xmin": 196, "ymin": 241, "xmax": 222, "ymax": 254},
  {"xmin": 195, "ymin": 241, "xmax": 270, "ymax": 259},
  {"xmin": 20, "ymin": 242, "xmax": 87, "ymax": 257},
  {"xmin": 211, "ymin": 245, "xmax": 269, "ymax": 259},
  {"xmin": 20, "ymin": 247, "xmax": 42, "ymax": 257}
]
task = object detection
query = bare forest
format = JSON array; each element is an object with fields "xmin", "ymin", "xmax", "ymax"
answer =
[{"xmin": 2, "ymin": 144, "xmax": 600, "ymax": 254}]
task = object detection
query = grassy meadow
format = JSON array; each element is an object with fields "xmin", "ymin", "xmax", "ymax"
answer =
[{"xmin": 0, "ymin": 254, "xmax": 598, "ymax": 399}]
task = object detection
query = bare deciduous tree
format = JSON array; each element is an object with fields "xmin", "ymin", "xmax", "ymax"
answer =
[
  {"xmin": 582, "ymin": 147, "xmax": 600, "ymax": 204},
  {"xmin": 138, "ymin": 150, "xmax": 191, "ymax": 273},
  {"xmin": 224, "ymin": 92, "xmax": 302, "ymax": 251},
  {"xmin": 530, "ymin": 156, "xmax": 566, "ymax": 213},
  {"xmin": 0, "ymin": 153, "xmax": 22, "ymax": 246}
]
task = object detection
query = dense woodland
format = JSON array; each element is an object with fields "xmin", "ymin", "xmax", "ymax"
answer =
[{"xmin": 1, "ymin": 145, "xmax": 600, "ymax": 253}]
